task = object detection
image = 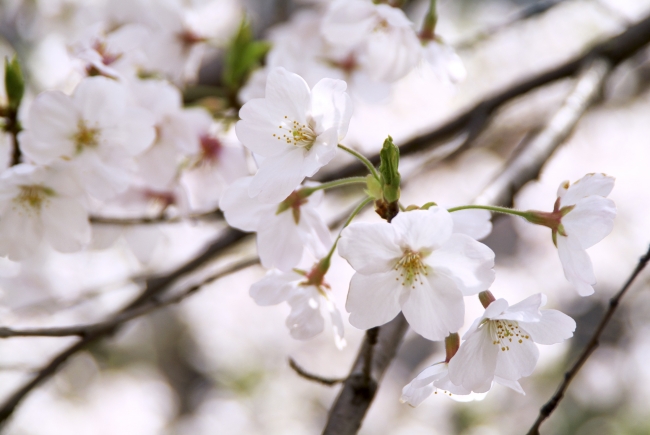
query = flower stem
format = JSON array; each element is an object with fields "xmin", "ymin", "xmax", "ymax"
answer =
[
  {"xmin": 300, "ymin": 177, "xmax": 368, "ymax": 196},
  {"xmin": 446, "ymin": 204, "xmax": 532, "ymax": 219},
  {"xmin": 420, "ymin": 0, "xmax": 438, "ymax": 40},
  {"xmin": 338, "ymin": 144, "xmax": 380, "ymax": 181}
]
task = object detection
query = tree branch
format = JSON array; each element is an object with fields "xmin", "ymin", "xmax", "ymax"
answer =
[
  {"xmin": 321, "ymin": 56, "xmax": 613, "ymax": 435},
  {"xmin": 288, "ymin": 357, "xmax": 345, "ymax": 386},
  {"xmin": 526, "ymin": 244, "xmax": 650, "ymax": 435}
]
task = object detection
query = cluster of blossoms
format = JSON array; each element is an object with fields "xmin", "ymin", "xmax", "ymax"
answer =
[{"xmin": 0, "ymin": 0, "xmax": 618, "ymax": 414}]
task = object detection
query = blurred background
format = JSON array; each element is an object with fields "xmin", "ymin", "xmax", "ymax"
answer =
[{"xmin": 1, "ymin": 0, "xmax": 650, "ymax": 434}]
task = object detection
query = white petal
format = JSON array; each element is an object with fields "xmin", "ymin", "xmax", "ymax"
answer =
[
  {"xmin": 494, "ymin": 331, "xmax": 539, "ymax": 380},
  {"xmin": 400, "ymin": 273, "xmax": 465, "ymax": 341},
  {"xmin": 557, "ymin": 235, "xmax": 595, "ymax": 296},
  {"xmin": 411, "ymin": 362, "xmax": 448, "ymax": 388},
  {"xmin": 0, "ymin": 207, "xmax": 43, "ymax": 260},
  {"xmin": 286, "ymin": 286, "xmax": 325, "ymax": 340},
  {"xmin": 338, "ymin": 222, "xmax": 401, "ymax": 274},
  {"xmin": 346, "ymin": 271, "xmax": 402, "ymax": 330},
  {"xmin": 220, "ymin": 177, "xmax": 274, "ymax": 232},
  {"xmin": 41, "ymin": 197, "xmax": 90, "ymax": 253},
  {"xmin": 448, "ymin": 328, "xmax": 498, "ymax": 393},
  {"xmin": 236, "ymin": 98, "xmax": 293, "ymax": 157},
  {"xmin": 264, "ymin": 67, "xmax": 311, "ymax": 121},
  {"xmin": 562, "ymin": 196, "xmax": 616, "ymax": 249},
  {"xmin": 520, "ymin": 310, "xmax": 576, "ymax": 345},
  {"xmin": 400, "ymin": 381, "xmax": 434, "ymax": 407},
  {"xmin": 427, "ymin": 233, "xmax": 495, "ymax": 296},
  {"xmin": 310, "ymin": 78, "xmax": 353, "ymax": 140},
  {"xmin": 257, "ymin": 212, "xmax": 304, "ymax": 271},
  {"xmin": 433, "ymin": 373, "xmax": 473, "ymax": 397},
  {"xmin": 497, "ymin": 293, "xmax": 544, "ymax": 323},
  {"xmin": 494, "ymin": 376, "xmax": 525, "ymax": 394},
  {"xmin": 299, "ymin": 206, "xmax": 332, "ymax": 258},
  {"xmin": 120, "ymin": 107, "xmax": 156, "ymax": 155},
  {"xmin": 325, "ymin": 298, "xmax": 346, "ymax": 349},
  {"xmin": 559, "ymin": 173, "xmax": 615, "ymax": 207},
  {"xmin": 74, "ymin": 76, "xmax": 126, "ymax": 127},
  {"xmin": 249, "ymin": 270, "xmax": 298, "ymax": 306},
  {"xmin": 392, "ymin": 208, "xmax": 453, "ymax": 252},
  {"xmin": 248, "ymin": 148, "xmax": 306, "ymax": 203},
  {"xmin": 451, "ymin": 209, "xmax": 492, "ymax": 240}
]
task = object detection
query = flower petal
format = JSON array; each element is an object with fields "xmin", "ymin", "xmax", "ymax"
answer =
[
  {"xmin": 346, "ymin": 271, "xmax": 402, "ymax": 330},
  {"xmin": 41, "ymin": 197, "xmax": 90, "ymax": 253},
  {"xmin": 338, "ymin": 222, "xmax": 401, "ymax": 274},
  {"xmin": 249, "ymin": 270, "xmax": 298, "ymax": 306},
  {"xmin": 494, "ymin": 376, "xmax": 525, "ymax": 394},
  {"xmin": 450, "ymin": 209, "xmax": 492, "ymax": 240},
  {"xmin": 494, "ymin": 332, "xmax": 539, "ymax": 380},
  {"xmin": 520, "ymin": 310, "xmax": 576, "ymax": 345},
  {"xmin": 257, "ymin": 212, "xmax": 304, "ymax": 271},
  {"xmin": 220, "ymin": 177, "xmax": 274, "ymax": 232},
  {"xmin": 248, "ymin": 148, "xmax": 306, "ymax": 203},
  {"xmin": 448, "ymin": 328, "xmax": 498, "ymax": 393},
  {"xmin": 286, "ymin": 286, "xmax": 325, "ymax": 340},
  {"xmin": 557, "ymin": 235, "xmax": 596, "ymax": 296},
  {"xmin": 400, "ymin": 273, "xmax": 464, "ymax": 341},
  {"xmin": 497, "ymin": 293, "xmax": 544, "ymax": 323},
  {"xmin": 427, "ymin": 233, "xmax": 495, "ymax": 296},
  {"xmin": 559, "ymin": 173, "xmax": 615, "ymax": 207},
  {"xmin": 400, "ymin": 381, "xmax": 434, "ymax": 407},
  {"xmin": 392, "ymin": 208, "xmax": 453, "ymax": 252},
  {"xmin": 562, "ymin": 196, "xmax": 616, "ymax": 249}
]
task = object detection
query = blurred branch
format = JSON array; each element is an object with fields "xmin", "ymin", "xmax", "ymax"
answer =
[
  {"xmin": 526, "ymin": 244, "xmax": 650, "ymax": 435},
  {"xmin": 288, "ymin": 357, "xmax": 345, "ymax": 386},
  {"xmin": 89, "ymin": 208, "xmax": 223, "ymax": 225},
  {"xmin": 321, "ymin": 57, "xmax": 612, "ymax": 435},
  {"xmin": 454, "ymin": 0, "xmax": 569, "ymax": 50}
]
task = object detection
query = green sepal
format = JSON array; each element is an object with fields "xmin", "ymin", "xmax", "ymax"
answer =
[
  {"xmin": 378, "ymin": 135, "xmax": 401, "ymax": 204},
  {"xmin": 364, "ymin": 174, "xmax": 382, "ymax": 200},
  {"xmin": 420, "ymin": 202, "xmax": 437, "ymax": 210},
  {"xmin": 4, "ymin": 56, "xmax": 24, "ymax": 111}
]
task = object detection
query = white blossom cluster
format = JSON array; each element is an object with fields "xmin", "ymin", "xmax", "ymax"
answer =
[{"xmin": 0, "ymin": 0, "xmax": 620, "ymax": 419}]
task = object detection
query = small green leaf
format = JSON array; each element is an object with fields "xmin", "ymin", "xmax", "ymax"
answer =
[
  {"xmin": 222, "ymin": 19, "xmax": 271, "ymax": 94},
  {"xmin": 4, "ymin": 56, "xmax": 24, "ymax": 111},
  {"xmin": 364, "ymin": 174, "xmax": 382, "ymax": 200},
  {"xmin": 378, "ymin": 135, "xmax": 401, "ymax": 204}
]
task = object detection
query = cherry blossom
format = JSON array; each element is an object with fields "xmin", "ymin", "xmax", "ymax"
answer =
[
  {"xmin": 447, "ymin": 293, "xmax": 576, "ymax": 393},
  {"xmin": 219, "ymin": 176, "xmax": 331, "ymax": 271},
  {"xmin": 338, "ymin": 207, "xmax": 495, "ymax": 341},
  {"xmin": 236, "ymin": 67, "xmax": 352, "ymax": 203},
  {"xmin": 18, "ymin": 76, "xmax": 156, "ymax": 200},
  {"xmin": 525, "ymin": 174, "xmax": 616, "ymax": 296},
  {"xmin": 249, "ymin": 268, "xmax": 345, "ymax": 348},
  {"xmin": 400, "ymin": 362, "xmax": 472, "ymax": 406},
  {"xmin": 321, "ymin": 0, "xmax": 421, "ymax": 83},
  {"xmin": 0, "ymin": 164, "xmax": 90, "ymax": 260},
  {"xmin": 421, "ymin": 40, "xmax": 467, "ymax": 84}
]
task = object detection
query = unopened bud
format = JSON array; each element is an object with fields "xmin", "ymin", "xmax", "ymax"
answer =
[
  {"xmin": 478, "ymin": 290, "xmax": 496, "ymax": 308},
  {"xmin": 444, "ymin": 332, "xmax": 460, "ymax": 362}
]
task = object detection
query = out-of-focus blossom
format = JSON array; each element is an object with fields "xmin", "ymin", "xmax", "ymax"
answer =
[
  {"xmin": 421, "ymin": 40, "xmax": 467, "ymax": 84},
  {"xmin": 0, "ymin": 164, "xmax": 90, "ymax": 260},
  {"xmin": 219, "ymin": 177, "xmax": 331, "ymax": 271},
  {"xmin": 338, "ymin": 208, "xmax": 495, "ymax": 341},
  {"xmin": 401, "ymin": 362, "xmax": 472, "ymax": 407},
  {"xmin": 250, "ymin": 268, "xmax": 345, "ymax": 348},
  {"xmin": 448, "ymin": 293, "xmax": 575, "ymax": 393},
  {"xmin": 236, "ymin": 67, "xmax": 352, "ymax": 203},
  {"xmin": 18, "ymin": 76, "xmax": 156, "ymax": 200},
  {"xmin": 321, "ymin": 0, "xmax": 421, "ymax": 83}
]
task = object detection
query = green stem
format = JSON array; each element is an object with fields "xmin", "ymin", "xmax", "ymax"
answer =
[
  {"xmin": 338, "ymin": 144, "xmax": 380, "ymax": 181},
  {"xmin": 300, "ymin": 177, "xmax": 368, "ymax": 196},
  {"xmin": 446, "ymin": 204, "xmax": 531, "ymax": 219},
  {"xmin": 323, "ymin": 197, "xmax": 374, "ymax": 264}
]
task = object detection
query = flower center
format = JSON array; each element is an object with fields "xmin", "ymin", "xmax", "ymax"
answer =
[
  {"xmin": 273, "ymin": 116, "xmax": 317, "ymax": 150},
  {"xmin": 394, "ymin": 249, "xmax": 428, "ymax": 289},
  {"xmin": 486, "ymin": 320, "xmax": 530, "ymax": 352},
  {"xmin": 73, "ymin": 120, "xmax": 100, "ymax": 153},
  {"xmin": 14, "ymin": 185, "xmax": 55, "ymax": 212}
]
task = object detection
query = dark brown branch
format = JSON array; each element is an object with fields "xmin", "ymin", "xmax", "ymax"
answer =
[
  {"xmin": 321, "ymin": 56, "xmax": 613, "ymax": 435},
  {"xmin": 526, "ymin": 244, "xmax": 650, "ymax": 435},
  {"xmin": 288, "ymin": 357, "xmax": 345, "ymax": 386},
  {"xmin": 89, "ymin": 208, "xmax": 223, "ymax": 225}
]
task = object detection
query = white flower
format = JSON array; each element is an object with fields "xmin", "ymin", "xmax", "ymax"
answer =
[
  {"xmin": 338, "ymin": 207, "xmax": 495, "ymax": 341},
  {"xmin": 447, "ymin": 293, "xmax": 576, "ymax": 393},
  {"xmin": 18, "ymin": 76, "xmax": 156, "ymax": 200},
  {"xmin": 555, "ymin": 174, "xmax": 616, "ymax": 296},
  {"xmin": 321, "ymin": 0, "xmax": 421, "ymax": 83},
  {"xmin": 0, "ymin": 164, "xmax": 90, "ymax": 260},
  {"xmin": 219, "ymin": 176, "xmax": 331, "ymax": 271},
  {"xmin": 236, "ymin": 67, "xmax": 352, "ymax": 203},
  {"xmin": 250, "ymin": 268, "xmax": 345, "ymax": 348}
]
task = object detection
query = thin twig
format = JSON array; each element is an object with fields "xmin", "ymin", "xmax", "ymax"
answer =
[
  {"xmin": 89, "ymin": 208, "xmax": 223, "ymax": 225},
  {"xmin": 322, "ymin": 56, "xmax": 613, "ymax": 435},
  {"xmin": 526, "ymin": 244, "xmax": 650, "ymax": 435},
  {"xmin": 288, "ymin": 358, "xmax": 345, "ymax": 386}
]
